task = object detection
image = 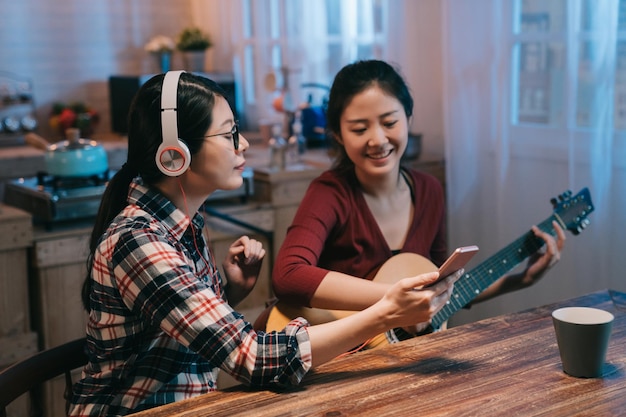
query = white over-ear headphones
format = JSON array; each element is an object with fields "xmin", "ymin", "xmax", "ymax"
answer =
[{"xmin": 156, "ymin": 70, "xmax": 192, "ymax": 176}]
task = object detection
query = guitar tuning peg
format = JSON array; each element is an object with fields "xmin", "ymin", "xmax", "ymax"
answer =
[
  {"xmin": 550, "ymin": 198, "xmax": 558, "ymax": 207},
  {"xmin": 583, "ymin": 218, "xmax": 590, "ymax": 227}
]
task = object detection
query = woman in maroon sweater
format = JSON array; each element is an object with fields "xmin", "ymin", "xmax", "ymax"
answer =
[{"xmin": 272, "ymin": 60, "xmax": 565, "ymax": 337}]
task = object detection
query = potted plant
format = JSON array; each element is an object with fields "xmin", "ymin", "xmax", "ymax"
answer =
[
  {"xmin": 176, "ymin": 27, "xmax": 212, "ymax": 72},
  {"xmin": 144, "ymin": 35, "xmax": 175, "ymax": 72}
]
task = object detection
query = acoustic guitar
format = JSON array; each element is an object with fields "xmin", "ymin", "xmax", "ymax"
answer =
[{"xmin": 261, "ymin": 188, "xmax": 595, "ymax": 350}]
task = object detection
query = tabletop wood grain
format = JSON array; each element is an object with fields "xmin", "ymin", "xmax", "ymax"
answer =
[{"xmin": 131, "ymin": 289, "xmax": 625, "ymax": 416}]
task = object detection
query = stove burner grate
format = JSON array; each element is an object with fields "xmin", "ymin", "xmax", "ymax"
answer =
[{"xmin": 36, "ymin": 170, "xmax": 110, "ymax": 191}]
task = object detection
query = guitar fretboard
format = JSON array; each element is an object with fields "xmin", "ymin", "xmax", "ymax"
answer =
[{"xmin": 431, "ymin": 216, "xmax": 557, "ymax": 330}]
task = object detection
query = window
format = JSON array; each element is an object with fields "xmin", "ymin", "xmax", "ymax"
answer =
[
  {"xmin": 512, "ymin": 0, "xmax": 566, "ymax": 126},
  {"xmin": 512, "ymin": 0, "xmax": 622, "ymax": 130},
  {"xmin": 234, "ymin": 0, "xmax": 388, "ymax": 130}
]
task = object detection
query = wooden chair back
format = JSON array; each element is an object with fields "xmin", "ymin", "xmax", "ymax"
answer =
[{"xmin": 0, "ymin": 337, "xmax": 87, "ymax": 417}]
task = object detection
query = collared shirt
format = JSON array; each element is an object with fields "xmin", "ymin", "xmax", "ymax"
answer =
[{"xmin": 69, "ymin": 179, "xmax": 312, "ymax": 416}]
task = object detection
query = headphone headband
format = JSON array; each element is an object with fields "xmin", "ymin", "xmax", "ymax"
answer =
[{"xmin": 161, "ymin": 70, "xmax": 184, "ymax": 148}]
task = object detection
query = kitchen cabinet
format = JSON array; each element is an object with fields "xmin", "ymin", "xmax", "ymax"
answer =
[
  {"xmin": 0, "ymin": 205, "xmax": 37, "ymax": 366},
  {"xmin": 28, "ymin": 224, "xmax": 91, "ymax": 417},
  {"xmin": 29, "ymin": 226, "xmax": 92, "ymax": 350},
  {"xmin": 0, "ymin": 204, "xmax": 36, "ymax": 417}
]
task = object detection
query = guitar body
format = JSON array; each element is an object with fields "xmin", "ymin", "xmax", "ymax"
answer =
[
  {"xmin": 264, "ymin": 253, "xmax": 439, "ymax": 346},
  {"xmin": 260, "ymin": 188, "xmax": 594, "ymax": 352}
]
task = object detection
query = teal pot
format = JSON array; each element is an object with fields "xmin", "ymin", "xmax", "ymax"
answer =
[{"xmin": 25, "ymin": 129, "xmax": 108, "ymax": 178}]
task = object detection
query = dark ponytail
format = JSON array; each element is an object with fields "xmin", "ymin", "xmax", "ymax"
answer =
[{"xmin": 81, "ymin": 165, "xmax": 137, "ymax": 309}]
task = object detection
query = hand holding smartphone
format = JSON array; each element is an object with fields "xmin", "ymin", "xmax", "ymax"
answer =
[{"xmin": 426, "ymin": 245, "xmax": 479, "ymax": 287}]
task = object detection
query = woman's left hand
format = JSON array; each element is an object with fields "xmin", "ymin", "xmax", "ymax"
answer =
[
  {"xmin": 472, "ymin": 220, "xmax": 566, "ymax": 304},
  {"xmin": 522, "ymin": 220, "xmax": 566, "ymax": 286},
  {"xmin": 222, "ymin": 236, "xmax": 266, "ymax": 307}
]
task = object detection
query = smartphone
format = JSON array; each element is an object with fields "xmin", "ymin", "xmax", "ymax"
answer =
[
  {"xmin": 439, "ymin": 245, "xmax": 479, "ymax": 278},
  {"xmin": 426, "ymin": 245, "xmax": 479, "ymax": 287}
]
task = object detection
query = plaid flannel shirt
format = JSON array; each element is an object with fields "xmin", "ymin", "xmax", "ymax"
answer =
[{"xmin": 69, "ymin": 179, "xmax": 312, "ymax": 416}]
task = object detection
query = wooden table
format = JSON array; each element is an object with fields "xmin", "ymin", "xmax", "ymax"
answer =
[{"xmin": 134, "ymin": 289, "xmax": 626, "ymax": 416}]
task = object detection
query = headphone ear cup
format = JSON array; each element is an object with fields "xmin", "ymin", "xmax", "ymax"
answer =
[{"xmin": 155, "ymin": 139, "xmax": 191, "ymax": 176}]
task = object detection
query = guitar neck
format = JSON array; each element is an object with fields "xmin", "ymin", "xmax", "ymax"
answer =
[{"xmin": 431, "ymin": 216, "xmax": 557, "ymax": 329}]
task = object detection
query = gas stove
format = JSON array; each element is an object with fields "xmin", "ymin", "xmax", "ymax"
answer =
[
  {"xmin": 4, "ymin": 171, "xmax": 110, "ymax": 227},
  {"xmin": 3, "ymin": 168, "xmax": 254, "ymax": 228}
]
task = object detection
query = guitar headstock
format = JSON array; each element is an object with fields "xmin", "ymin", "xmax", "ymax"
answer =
[{"xmin": 550, "ymin": 188, "xmax": 594, "ymax": 235}]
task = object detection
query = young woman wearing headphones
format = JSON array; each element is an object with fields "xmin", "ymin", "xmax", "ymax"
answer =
[{"xmin": 70, "ymin": 71, "xmax": 458, "ymax": 416}]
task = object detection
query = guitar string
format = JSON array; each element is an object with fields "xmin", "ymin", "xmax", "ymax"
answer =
[{"xmin": 432, "ymin": 215, "xmax": 556, "ymax": 328}]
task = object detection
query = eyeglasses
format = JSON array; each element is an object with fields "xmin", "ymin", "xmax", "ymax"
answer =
[{"xmin": 204, "ymin": 123, "xmax": 239, "ymax": 150}]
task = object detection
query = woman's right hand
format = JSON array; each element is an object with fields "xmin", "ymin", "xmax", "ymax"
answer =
[
  {"xmin": 403, "ymin": 268, "xmax": 464, "ymax": 334},
  {"xmin": 379, "ymin": 270, "xmax": 457, "ymax": 330}
]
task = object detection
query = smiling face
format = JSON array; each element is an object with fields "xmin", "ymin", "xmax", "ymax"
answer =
[
  {"xmin": 338, "ymin": 85, "xmax": 409, "ymax": 181},
  {"xmin": 186, "ymin": 95, "xmax": 248, "ymax": 196}
]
